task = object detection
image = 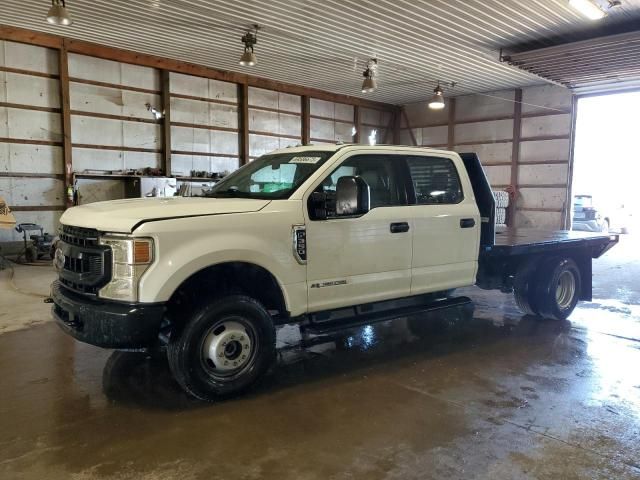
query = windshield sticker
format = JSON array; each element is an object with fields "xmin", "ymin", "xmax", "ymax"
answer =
[{"xmin": 290, "ymin": 156, "xmax": 322, "ymax": 164}]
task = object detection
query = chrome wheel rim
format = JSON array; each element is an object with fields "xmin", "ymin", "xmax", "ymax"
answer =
[
  {"xmin": 200, "ymin": 317, "xmax": 257, "ymax": 380},
  {"xmin": 556, "ymin": 271, "xmax": 576, "ymax": 310}
]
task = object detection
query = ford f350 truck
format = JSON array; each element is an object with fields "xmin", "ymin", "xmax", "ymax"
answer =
[{"xmin": 51, "ymin": 145, "xmax": 617, "ymax": 400}]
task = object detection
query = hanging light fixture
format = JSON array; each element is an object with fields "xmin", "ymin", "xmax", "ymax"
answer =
[
  {"xmin": 428, "ymin": 83, "xmax": 445, "ymax": 110},
  {"xmin": 239, "ymin": 26, "xmax": 259, "ymax": 66},
  {"xmin": 46, "ymin": 0, "xmax": 73, "ymax": 26},
  {"xmin": 361, "ymin": 59, "xmax": 378, "ymax": 93}
]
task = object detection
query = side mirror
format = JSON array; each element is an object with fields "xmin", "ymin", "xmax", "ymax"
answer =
[{"xmin": 336, "ymin": 176, "xmax": 370, "ymax": 216}]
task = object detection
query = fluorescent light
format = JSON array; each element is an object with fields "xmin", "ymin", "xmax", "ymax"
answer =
[{"xmin": 569, "ymin": 0, "xmax": 606, "ymax": 20}]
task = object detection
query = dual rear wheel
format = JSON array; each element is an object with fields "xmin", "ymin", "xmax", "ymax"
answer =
[{"xmin": 513, "ymin": 257, "xmax": 582, "ymax": 321}]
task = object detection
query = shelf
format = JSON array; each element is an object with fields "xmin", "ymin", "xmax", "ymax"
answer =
[
  {"xmin": 74, "ymin": 173, "xmax": 221, "ymax": 183},
  {"xmin": 74, "ymin": 173, "xmax": 139, "ymax": 179},
  {"xmin": 175, "ymin": 176, "xmax": 219, "ymax": 182}
]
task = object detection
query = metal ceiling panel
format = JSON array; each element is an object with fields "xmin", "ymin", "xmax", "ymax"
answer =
[
  {"xmin": 1, "ymin": 0, "xmax": 640, "ymax": 104},
  {"xmin": 504, "ymin": 30, "xmax": 640, "ymax": 94}
]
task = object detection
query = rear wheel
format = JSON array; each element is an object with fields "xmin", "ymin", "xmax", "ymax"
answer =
[
  {"xmin": 167, "ymin": 295, "xmax": 276, "ymax": 401},
  {"xmin": 534, "ymin": 257, "xmax": 581, "ymax": 321},
  {"xmin": 513, "ymin": 259, "xmax": 540, "ymax": 316}
]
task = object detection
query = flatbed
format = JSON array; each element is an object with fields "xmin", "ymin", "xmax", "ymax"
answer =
[{"xmin": 483, "ymin": 229, "xmax": 618, "ymax": 257}]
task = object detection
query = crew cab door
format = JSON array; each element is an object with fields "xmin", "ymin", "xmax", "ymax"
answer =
[
  {"xmin": 303, "ymin": 153, "xmax": 412, "ymax": 313},
  {"xmin": 405, "ymin": 154, "xmax": 480, "ymax": 294}
]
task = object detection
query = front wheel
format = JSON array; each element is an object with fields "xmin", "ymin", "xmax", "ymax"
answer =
[
  {"xmin": 167, "ymin": 295, "xmax": 276, "ymax": 401},
  {"xmin": 534, "ymin": 257, "xmax": 581, "ymax": 321}
]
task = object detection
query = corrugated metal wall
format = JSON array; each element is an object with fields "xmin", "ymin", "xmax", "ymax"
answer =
[
  {"xmin": 402, "ymin": 84, "xmax": 573, "ymax": 229},
  {"xmin": 0, "ymin": 40, "xmax": 64, "ymax": 241}
]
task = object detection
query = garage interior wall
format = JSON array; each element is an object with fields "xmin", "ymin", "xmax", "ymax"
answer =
[
  {"xmin": 401, "ymin": 84, "xmax": 573, "ymax": 229},
  {"xmin": 0, "ymin": 40, "xmax": 64, "ymax": 241},
  {"xmin": 0, "ymin": 31, "xmax": 395, "ymax": 242}
]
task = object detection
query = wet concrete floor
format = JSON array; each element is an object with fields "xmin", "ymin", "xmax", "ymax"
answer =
[{"xmin": 1, "ymin": 236, "xmax": 639, "ymax": 479}]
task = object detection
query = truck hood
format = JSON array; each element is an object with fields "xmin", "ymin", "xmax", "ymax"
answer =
[{"xmin": 60, "ymin": 197, "xmax": 271, "ymax": 233}]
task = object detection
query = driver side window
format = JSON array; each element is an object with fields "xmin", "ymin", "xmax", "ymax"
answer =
[{"xmin": 318, "ymin": 155, "xmax": 404, "ymax": 208}]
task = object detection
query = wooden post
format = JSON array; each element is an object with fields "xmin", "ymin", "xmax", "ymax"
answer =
[
  {"xmin": 509, "ymin": 88, "xmax": 523, "ymax": 227},
  {"xmin": 58, "ymin": 39, "xmax": 73, "ymax": 208},
  {"xmin": 353, "ymin": 106, "xmax": 361, "ymax": 144},
  {"xmin": 447, "ymin": 98, "xmax": 457, "ymax": 150},
  {"xmin": 401, "ymin": 108, "xmax": 418, "ymax": 146},
  {"xmin": 392, "ymin": 107, "xmax": 402, "ymax": 145},
  {"xmin": 161, "ymin": 70, "xmax": 172, "ymax": 175},
  {"xmin": 301, "ymin": 95, "xmax": 310, "ymax": 145},
  {"xmin": 238, "ymin": 83, "xmax": 249, "ymax": 165}
]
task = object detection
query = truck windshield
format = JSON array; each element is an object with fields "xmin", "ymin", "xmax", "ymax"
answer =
[{"xmin": 205, "ymin": 151, "xmax": 335, "ymax": 199}]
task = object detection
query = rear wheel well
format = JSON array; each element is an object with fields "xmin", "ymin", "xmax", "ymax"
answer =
[{"xmin": 167, "ymin": 262, "xmax": 288, "ymax": 325}]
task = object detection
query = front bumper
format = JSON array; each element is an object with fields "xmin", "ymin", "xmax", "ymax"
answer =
[{"xmin": 51, "ymin": 280, "xmax": 166, "ymax": 349}]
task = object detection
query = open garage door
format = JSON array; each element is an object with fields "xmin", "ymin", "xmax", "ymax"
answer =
[{"xmin": 502, "ymin": 30, "xmax": 640, "ymax": 96}]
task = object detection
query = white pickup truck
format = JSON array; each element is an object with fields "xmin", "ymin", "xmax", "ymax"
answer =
[{"xmin": 51, "ymin": 145, "xmax": 617, "ymax": 400}]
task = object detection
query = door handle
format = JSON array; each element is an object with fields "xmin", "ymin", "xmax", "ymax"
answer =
[
  {"xmin": 460, "ymin": 218, "xmax": 475, "ymax": 228},
  {"xmin": 390, "ymin": 222, "xmax": 410, "ymax": 233}
]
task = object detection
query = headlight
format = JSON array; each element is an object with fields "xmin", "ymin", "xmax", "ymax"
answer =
[{"xmin": 98, "ymin": 236, "xmax": 154, "ymax": 302}]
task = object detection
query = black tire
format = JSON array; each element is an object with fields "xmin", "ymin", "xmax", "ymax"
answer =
[
  {"xmin": 513, "ymin": 259, "xmax": 540, "ymax": 316},
  {"xmin": 534, "ymin": 257, "xmax": 581, "ymax": 321},
  {"xmin": 167, "ymin": 295, "xmax": 276, "ymax": 401}
]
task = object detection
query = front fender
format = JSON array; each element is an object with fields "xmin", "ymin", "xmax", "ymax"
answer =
[{"xmin": 134, "ymin": 205, "xmax": 307, "ymax": 313}]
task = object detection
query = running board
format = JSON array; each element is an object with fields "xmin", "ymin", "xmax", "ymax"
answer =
[{"xmin": 301, "ymin": 296, "xmax": 473, "ymax": 336}]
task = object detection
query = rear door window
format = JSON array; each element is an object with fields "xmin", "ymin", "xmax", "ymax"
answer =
[{"xmin": 406, "ymin": 156, "xmax": 463, "ymax": 205}]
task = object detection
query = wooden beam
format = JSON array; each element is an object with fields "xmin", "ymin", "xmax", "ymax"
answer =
[
  {"xmin": 72, "ymin": 144, "xmax": 162, "ymax": 153},
  {"xmin": 392, "ymin": 106, "xmax": 402, "ymax": 145},
  {"xmin": 0, "ymin": 102, "xmax": 60, "ymax": 114},
  {"xmin": 59, "ymin": 39, "xmax": 73, "ymax": 209},
  {"xmin": 238, "ymin": 83, "xmax": 249, "ymax": 165},
  {"xmin": 161, "ymin": 70, "xmax": 172, "ymax": 176},
  {"xmin": 0, "ymin": 172, "xmax": 64, "ymax": 179},
  {"xmin": 354, "ymin": 106, "xmax": 361, "ymax": 144},
  {"xmin": 447, "ymin": 98, "xmax": 456, "ymax": 150},
  {"xmin": 0, "ymin": 25, "xmax": 393, "ymax": 111},
  {"xmin": 0, "ymin": 137, "xmax": 62, "ymax": 147},
  {"xmin": 70, "ymin": 110, "xmax": 160, "ymax": 124},
  {"xmin": 0, "ymin": 65, "xmax": 59, "ymax": 79},
  {"xmin": 401, "ymin": 109, "xmax": 418, "ymax": 146},
  {"xmin": 10, "ymin": 205, "xmax": 66, "ymax": 212},
  {"xmin": 508, "ymin": 88, "xmax": 523, "ymax": 227},
  {"xmin": 301, "ymin": 96, "xmax": 310, "ymax": 145},
  {"xmin": 69, "ymin": 77, "xmax": 161, "ymax": 95}
]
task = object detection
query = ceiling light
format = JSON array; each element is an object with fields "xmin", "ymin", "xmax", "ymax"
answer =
[
  {"xmin": 428, "ymin": 84, "xmax": 445, "ymax": 110},
  {"xmin": 46, "ymin": 0, "xmax": 73, "ymax": 26},
  {"xmin": 361, "ymin": 58, "xmax": 378, "ymax": 93},
  {"xmin": 569, "ymin": 0, "xmax": 606, "ymax": 20},
  {"xmin": 240, "ymin": 26, "xmax": 258, "ymax": 66}
]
